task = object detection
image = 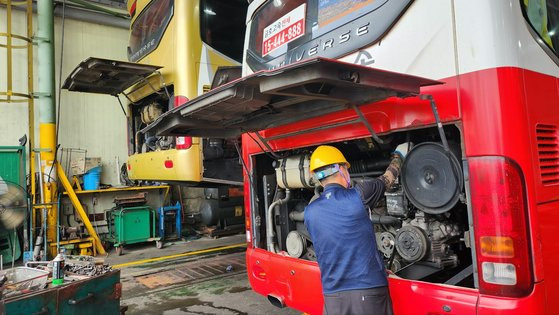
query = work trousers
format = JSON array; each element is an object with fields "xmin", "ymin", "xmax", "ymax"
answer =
[{"xmin": 323, "ymin": 286, "xmax": 393, "ymax": 315}]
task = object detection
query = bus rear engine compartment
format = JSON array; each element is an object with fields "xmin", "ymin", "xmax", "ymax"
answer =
[{"xmin": 252, "ymin": 126, "xmax": 473, "ymax": 287}]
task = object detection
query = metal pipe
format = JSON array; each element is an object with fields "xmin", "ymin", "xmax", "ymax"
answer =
[
  {"xmin": 38, "ymin": 0, "xmax": 58, "ymax": 259},
  {"xmin": 55, "ymin": 4, "xmax": 129, "ymax": 28},
  {"xmin": 35, "ymin": 152, "xmax": 46, "ymax": 261},
  {"xmin": 288, "ymin": 211, "xmax": 304, "ymax": 222},
  {"xmin": 2, "ymin": 2, "xmax": 130, "ymax": 29},
  {"xmin": 266, "ymin": 189, "xmax": 291, "ymax": 253},
  {"xmin": 57, "ymin": 193, "xmax": 61, "ymax": 253},
  {"xmin": 37, "ymin": 0, "xmax": 56, "ymax": 128},
  {"xmin": 65, "ymin": 0, "xmax": 128, "ymax": 18},
  {"xmin": 25, "ymin": 261, "xmax": 50, "ymax": 267},
  {"xmin": 6, "ymin": 0, "xmax": 13, "ymax": 102},
  {"xmin": 26, "ymin": 0, "xmax": 36, "ymax": 254},
  {"xmin": 32, "ymin": 228, "xmax": 43, "ymax": 260}
]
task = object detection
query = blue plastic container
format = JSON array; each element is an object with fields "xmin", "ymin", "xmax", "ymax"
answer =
[{"xmin": 83, "ymin": 166, "xmax": 101, "ymax": 190}]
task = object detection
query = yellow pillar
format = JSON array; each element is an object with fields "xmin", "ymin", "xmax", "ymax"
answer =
[{"xmin": 39, "ymin": 123, "xmax": 57, "ymax": 257}]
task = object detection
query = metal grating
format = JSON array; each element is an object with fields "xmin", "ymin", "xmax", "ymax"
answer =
[
  {"xmin": 134, "ymin": 253, "xmax": 246, "ymax": 290},
  {"xmin": 536, "ymin": 124, "xmax": 559, "ymax": 185}
]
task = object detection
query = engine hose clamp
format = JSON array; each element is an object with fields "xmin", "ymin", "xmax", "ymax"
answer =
[
  {"xmin": 299, "ymin": 155, "xmax": 312, "ymax": 188},
  {"xmin": 281, "ymin": 157, "xmax": 289, "ymax": 189}
]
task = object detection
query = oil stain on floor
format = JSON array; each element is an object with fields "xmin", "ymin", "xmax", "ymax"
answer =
[{"xmin": 123, "ymin": 268, "xmax": 299, "ymax": 315}]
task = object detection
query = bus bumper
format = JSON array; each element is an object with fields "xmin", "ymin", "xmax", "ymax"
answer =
[
  {"xmin": 127, "ymin": 147, "xmax": 202, "ymax": 182},
  {"xmin": 246, "ymin": 248, "xmax": 547, "ymax": 314}
]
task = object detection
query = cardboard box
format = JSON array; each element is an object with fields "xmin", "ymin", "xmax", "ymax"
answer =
[{"xmin": 71, "ymin": 157, "xmax": 101, "ymax": 175}]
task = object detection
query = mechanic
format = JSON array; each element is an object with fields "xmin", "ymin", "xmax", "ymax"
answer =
[{"xmin": 304, "ymin": 143, "xmax": 410, "ymax": 315}]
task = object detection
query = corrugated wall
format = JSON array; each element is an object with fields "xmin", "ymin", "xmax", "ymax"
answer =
[{"xmin": 0, "ymin": 7, "xmax": 129, "ymax": 185}]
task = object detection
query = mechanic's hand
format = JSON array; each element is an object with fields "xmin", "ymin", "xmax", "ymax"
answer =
[{"xmin": 394, "ymin": 142, "xmax": 413, "ymax": 159}]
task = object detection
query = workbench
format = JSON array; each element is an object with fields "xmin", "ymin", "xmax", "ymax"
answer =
[{"xmin": 1, "ymin": 270, "xmax": 122, "ymax": 315}]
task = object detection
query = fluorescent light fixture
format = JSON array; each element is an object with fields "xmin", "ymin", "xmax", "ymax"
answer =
[{"xmin": 204, "ymin": 8, "xmax": 216, "ymax": 16}]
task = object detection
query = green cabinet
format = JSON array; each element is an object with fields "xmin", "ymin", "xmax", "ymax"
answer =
[
  {"xmin": 0, "ymin": 146, "xmax": 26, "ymax": 263},
  {"xmin": 114, "ymin": 206, "xmax": 153, "ymax": 244},
  {"xmin": 0, "ymin": 146, "xmax": 25, "ymax": 186},
  {"xmin": 106, "ymin": 206, "xmax": 159, "ymax": 255}
]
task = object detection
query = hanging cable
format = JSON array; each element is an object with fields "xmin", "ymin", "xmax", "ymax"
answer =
[
  {"xmin": 234, "ymin": 140, "xmax": 254, "ymax": 189},
  {"xmin": 246, "ymin": 132, "xmax": 280, "ymax": 160}
]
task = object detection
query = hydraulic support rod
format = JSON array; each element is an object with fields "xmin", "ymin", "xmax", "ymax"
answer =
[{"xmin": 56, "ymin": 162, "xmax": 106, "ymax": 255}]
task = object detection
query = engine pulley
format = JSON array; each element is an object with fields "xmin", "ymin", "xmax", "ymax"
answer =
[
  {"xmin": 395, "ymin": 225, "xmax": 428, "ymax": 262},
  {"xmin": 401, "ymin": 142, "xmax": 463, "ymax": 214},
  {"xmin": 377, "ymin": 232, "xmax": 396, "ymax": 258}
]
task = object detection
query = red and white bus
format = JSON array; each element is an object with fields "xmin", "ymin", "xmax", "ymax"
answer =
[{"xmin": 145, "ymin": 0, "xmax": 559, "ymax": 313}]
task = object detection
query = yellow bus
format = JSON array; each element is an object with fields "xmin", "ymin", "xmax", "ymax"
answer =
[{"xmin": 63, "ymin": 0, "xmax": 248, "ymax": 184}]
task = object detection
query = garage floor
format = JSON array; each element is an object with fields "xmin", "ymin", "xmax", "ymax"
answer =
[{"xmin": 110, "ymin": 234, "xmax": 300, "ymax": 315}]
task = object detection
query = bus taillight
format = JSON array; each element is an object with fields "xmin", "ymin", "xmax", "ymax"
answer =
[
  {"xmin": 129, "ymin": 0, "xmax": 136, "ymax": 18},
  {"xmin": 469, "ymin": 157, "xmax": 533, "ymax": 297},
  {"xmin": 174, "ymin": 95, "xmax": 192, "ymax": 150}
]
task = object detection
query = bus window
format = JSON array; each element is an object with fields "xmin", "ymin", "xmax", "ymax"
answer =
[
  {"xmin": 522, "ymin": 0, "xmax": 559, "ymax": 56},
  {"xmin": 245, "ymin": 0, "xmax": 411, "ymax": 71},
  {"xmin": 200, "ymin": 0, "xmax": 247, "ymax": 62},
  {"xmin": 128, "ymin": 0, "xmax": 174, "ymax": 62}
]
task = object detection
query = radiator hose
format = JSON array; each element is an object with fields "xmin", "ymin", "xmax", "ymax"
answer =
[
  {"xmin": 371, "ymin": 214, "xmax": 401, "ymax": 226},
  {"xmin": 267, "ymin": 189, "xmax": 291, "ymax": 253}
]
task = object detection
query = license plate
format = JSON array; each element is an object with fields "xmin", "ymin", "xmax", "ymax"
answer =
[{"xmin": 262, "ymin": 4, "xmax": 306, "ymax": 57}]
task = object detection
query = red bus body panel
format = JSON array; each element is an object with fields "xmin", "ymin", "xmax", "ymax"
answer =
[{"xmin": 243, "ymin": 66, "xmax": 559, "ymax": 314}]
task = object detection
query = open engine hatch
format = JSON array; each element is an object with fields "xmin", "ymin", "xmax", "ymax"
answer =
[
  {"xmin": 141, "ymin": 58, "xmax": 441, "ymax": 139},
  {"xmin": 62, "ymin": 57, "xmax": 162, "ymax": 96}
]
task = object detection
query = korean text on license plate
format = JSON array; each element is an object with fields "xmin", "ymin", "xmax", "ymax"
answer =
[{"xmin": 262, "ymin": 4, "xmax": 306, "ymax": 57}]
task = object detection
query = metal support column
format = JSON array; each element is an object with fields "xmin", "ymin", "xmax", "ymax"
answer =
[{"xmin": 37, "ymin": 0, "xmax": 58, "ymax": 258}]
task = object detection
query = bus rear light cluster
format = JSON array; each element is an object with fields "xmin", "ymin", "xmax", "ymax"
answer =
[
  {"xmin": 482, "ymin": 262, "xmax": 517, "ymax": 285},
  {"xmin": 246, "ymin": 230, "xmax": 251, "ymax": 243},
  {"xmin": 479, "ymin": 236, "xmax": 514, "ymax": 258},
  {"xmin": 469, "ymin": 157, "xmax": 533, "ymax": 297},
  {"xmin": 174, "ymin": 95, "xmax": 192, "ymax": 150},
  {"xmin": 245, "ymin": 218, "xmax": 252, "ymax": 244}
]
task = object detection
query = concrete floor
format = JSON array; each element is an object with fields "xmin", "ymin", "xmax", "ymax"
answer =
[
  {"xmin": 123, "ymin": 271, "xmax": 299, "ymax": 315},
  {"xmin": 106, "ymin": 234, "xmax": 247, "ymax": 270},
  {"xmin": 112, "ymin": 234, "xmax": 300, "ymax": 315}
]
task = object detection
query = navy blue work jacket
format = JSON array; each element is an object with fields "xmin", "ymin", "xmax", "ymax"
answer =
[{"xmin": 304, "ymin": 180, "xmax": 387, "ymax": 294}]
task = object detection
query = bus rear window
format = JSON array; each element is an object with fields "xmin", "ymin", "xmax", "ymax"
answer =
[
  {"xmin": 522, "ymin": 0, "xmax": 559, "ymax": 58},
  {"xmin": 246, "ymin": 0, "xmax": 412, "ymax": 71},
  {"xmin": 128, "ymin": 0, "xmax": 174, "ymax": 62},
  {"xmin": 200, "ymin": 0, "xmax": 248, "ymax": 62}
]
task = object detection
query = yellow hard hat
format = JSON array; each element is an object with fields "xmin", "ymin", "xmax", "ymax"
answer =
[{"xmin": 309, "ymin": 145, "xmax": 350, "ymax": 172}]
